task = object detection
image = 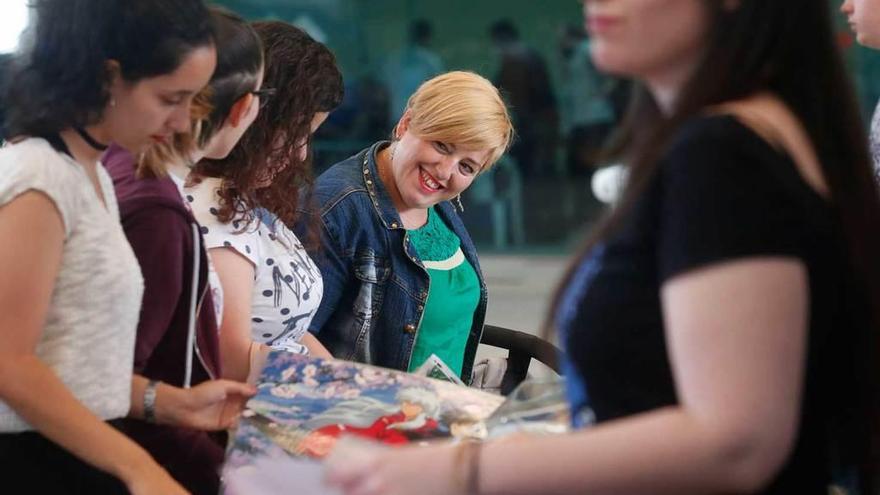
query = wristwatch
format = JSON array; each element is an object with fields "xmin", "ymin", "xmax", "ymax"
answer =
[{"xmin": 143, "ymin": 380, "xmax": 160, "ymax": 424}]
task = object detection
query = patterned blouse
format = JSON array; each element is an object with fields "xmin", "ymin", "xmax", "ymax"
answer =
[{"xmin": 186, "ymin": 178, "xmax": 323, "ymax": 354}]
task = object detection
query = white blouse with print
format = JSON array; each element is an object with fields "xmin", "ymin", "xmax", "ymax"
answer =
[
  {"xmin": 168, "ymin": 173, "xmax": 224, "ymax": 326},
  {"xmin": 186, "ymin": 178, "xmax": 322, "ymax": 354}
]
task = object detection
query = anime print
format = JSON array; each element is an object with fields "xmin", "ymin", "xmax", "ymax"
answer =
[{"xmin": 223, "ymin": 352, "xmax": 504, "ymax": 481}]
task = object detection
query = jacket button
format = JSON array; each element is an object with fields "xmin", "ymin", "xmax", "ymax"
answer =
[
  {"xmin": 391, "ymin": 222, "xmax": 399, "ymax": 228},
  {"xmin": 404, "ymin": 324, "xmax": 416, "ymax": 334},
  {"xmin": 417, "ymin": 305, "xmax": 424, "ymax": 312}
]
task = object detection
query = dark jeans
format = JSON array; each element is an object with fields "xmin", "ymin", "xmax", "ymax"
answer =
[{"xmin": 0, "ymin": 421, "xmax": 129, "ymax": 494}]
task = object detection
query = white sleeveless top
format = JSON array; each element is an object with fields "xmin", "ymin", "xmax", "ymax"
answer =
[{"xmin": 0, "ymin": 138, "xmax": 144, "ymax": 432}]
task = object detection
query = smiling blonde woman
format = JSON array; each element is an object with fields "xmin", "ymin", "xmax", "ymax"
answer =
[{"xmin": 300, "ymin": 71, "xmax": 514, "ymax": 382}]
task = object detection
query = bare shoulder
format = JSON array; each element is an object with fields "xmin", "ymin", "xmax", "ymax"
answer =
[{"xmin": 706, "ymin": 93, "xmax": 830, "ymax": 198}]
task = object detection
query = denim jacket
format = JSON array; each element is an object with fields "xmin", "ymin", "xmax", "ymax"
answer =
[{"xmin": 300, "ymin": 141, "xmax": 488, "ymax": 382}]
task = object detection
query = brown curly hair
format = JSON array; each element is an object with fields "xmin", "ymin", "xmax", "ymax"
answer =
[{"xmin": 191, "ymin": 21, "xmax": 344, "ymax": 235}]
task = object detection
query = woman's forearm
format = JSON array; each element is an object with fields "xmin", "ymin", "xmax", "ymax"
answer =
[
  {"xmin": 0, "ymin": 355, "xmax": 158, "ymax": 486},
  {"xmin": 479, "ymin": 407, "xmax": 777, "ymax": 495},
  {"xmin": 130, "ymin": 374, "xmax": 256, "ymax": 432},
  {"xmin": 129, "ymin": 374, "xmax": 192, "ymax": 426}
]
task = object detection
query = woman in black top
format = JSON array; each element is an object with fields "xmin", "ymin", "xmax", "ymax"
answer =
[{"xmin": 326, "ymin": 1, "xmax": 880, "ymax": 494}]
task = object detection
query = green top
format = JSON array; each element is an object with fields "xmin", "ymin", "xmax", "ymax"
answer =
[{"xmin": 406, "ymin": 207, "xmax": 480, "ymax": 376}]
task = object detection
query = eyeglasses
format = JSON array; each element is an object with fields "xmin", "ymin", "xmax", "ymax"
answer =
[{"xmin": 250, "ymin": 88, "xmax": 277, "ymax": 109}]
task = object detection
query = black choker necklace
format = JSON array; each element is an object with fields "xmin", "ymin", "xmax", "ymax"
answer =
[{"xmin": 75, "ymin": 127, "xmax": 109, "ymax": 152}]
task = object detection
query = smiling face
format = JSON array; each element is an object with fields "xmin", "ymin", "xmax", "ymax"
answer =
[
  {"xmin": 841, "ymin": 0, "xmax": 880, "ymax": 48},
  {"xmin": 102, "ymin": 45, "xmax": 217, "ymax": 154},
  {"xmin": 385, "ymin": 112, "xmax": 490, "ymax": 214}
]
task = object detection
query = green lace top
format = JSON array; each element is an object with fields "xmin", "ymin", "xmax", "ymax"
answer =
[{"xmin": 406, "ymin": 207, "xmax": 480, "ymax": 376}]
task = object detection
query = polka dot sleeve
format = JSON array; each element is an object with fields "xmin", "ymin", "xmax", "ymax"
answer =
[{"xmin": 185, "ymin": 179, "xmax": 261, "ymax": 267}]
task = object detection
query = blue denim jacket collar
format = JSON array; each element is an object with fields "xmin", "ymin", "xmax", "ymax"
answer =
[
  {"xmin": 361, "ymin": 141, "xmax": 406, "ymax": 231},
  {"xmin": 360, "ymin": 140, "xmax": 465, "ymax": 232}
]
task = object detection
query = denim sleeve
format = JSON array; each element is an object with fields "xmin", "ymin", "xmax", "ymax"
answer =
[{"xmin": 308, "ymin": 210, "xmax": 351, "ymax": 335}]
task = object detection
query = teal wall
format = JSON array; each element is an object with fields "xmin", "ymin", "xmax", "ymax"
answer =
[
  {"xmin": 214, "ymin": 0, "xmax": 581, "ymax": 82},
  {"xmin": 217, "ymin": 1, "xmax": 880, "ymax": 117},
  {"xmin": 210, "ymin": 1, "xmax": 880, "ymax": 251}
]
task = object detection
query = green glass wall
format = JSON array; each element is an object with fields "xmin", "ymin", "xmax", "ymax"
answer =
[{"xmin": 215, "ymin": 0, "xmax": 878, "ymax": 253}]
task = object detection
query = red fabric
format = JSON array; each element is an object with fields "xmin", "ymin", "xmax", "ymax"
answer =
[{"xmin": 316, "ymin": 412, "xmax": 438, "ymax": 445}]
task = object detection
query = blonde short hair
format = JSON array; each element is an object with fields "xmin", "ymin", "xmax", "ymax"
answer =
[{"xmin": 403, "ymin": 71, "xmax": 514, "ymax": 171}]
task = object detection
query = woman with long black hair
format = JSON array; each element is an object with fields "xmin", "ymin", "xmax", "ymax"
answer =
[
  {"xmin": 327, "ymin": 1, "xmax": 880, "ymax": 493},
  {"xmin": 0, "ymin": 1, "xmax": 216, "ymax": 493}
]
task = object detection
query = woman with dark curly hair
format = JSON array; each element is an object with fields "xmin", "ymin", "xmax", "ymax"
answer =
[
  {"xmin": 0, "ymin": 1, "xmax": 216, "ymax": 493},
  {"xmin": 187, "ymin": 21, "xmax": 344, "ymax": 383}
]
